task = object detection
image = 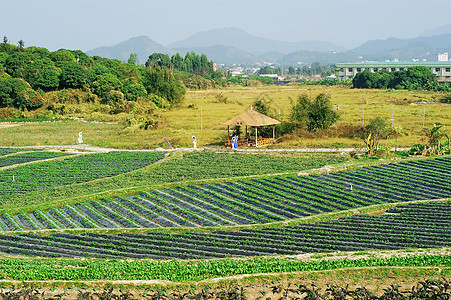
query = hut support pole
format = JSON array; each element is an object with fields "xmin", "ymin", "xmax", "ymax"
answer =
[
  {"xmin": 273, "ymin": 125, "xmax": 275, "ymax": 143},
  {"xmin": 227, "ymin": 126, "xmax": 230, "ymax": 147},
  {"xmin": 245, "ymin": 126, "xmax": 248, "ymax": 146},
  {"xmin": 255, "ymin": 126, "xmax": 258, "ymax": 147}
]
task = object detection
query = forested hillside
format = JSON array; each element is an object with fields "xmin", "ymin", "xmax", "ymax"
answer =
[{"xmin": 0, "ymin": 37, "xmax": 225, "ymax": 122}]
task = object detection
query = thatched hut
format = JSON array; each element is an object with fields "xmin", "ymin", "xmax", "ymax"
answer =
[{"xmin": 223, "ymin": 108, "xmax": 280, "ymax": 147}]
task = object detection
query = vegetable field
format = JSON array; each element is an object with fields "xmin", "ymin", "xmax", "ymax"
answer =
[
  {"xmin": 0, "ymin": 156, "xmax": 449, "ymax": 231},
  {"xmin": 0, "ymin": 200, "xmax": 449, "ymax": 259},
  {"xmin": 0, "ymin": 254, "xmax": 449, "ymax": 282},
  {"xmin": 0, "ymin": 151, "xmax": 72, "ymax": 168},
  {"xmin": 0, "ymin": 151, "xmax": 166, "ymax": 202}
]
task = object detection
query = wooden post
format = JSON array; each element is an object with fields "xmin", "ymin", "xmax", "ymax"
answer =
[
  {"xmin": 272, "ymin": 125, "xmax": 275, "ymax": 143},
  {"xmin": 245, "ymin": 126, "xmax": 248, "ymax": 146},
  {"xmin": 227, "ymin": 125, "xmax": 230, "ymax": 147},
  {"xmin": 255, "ymin": 126, "xmax": 258, "ymax": 147}
]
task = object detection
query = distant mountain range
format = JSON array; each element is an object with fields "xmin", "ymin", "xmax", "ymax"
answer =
[{"xmin": 86, "ymin": 24, "xmax": 451, "ymax": 66}]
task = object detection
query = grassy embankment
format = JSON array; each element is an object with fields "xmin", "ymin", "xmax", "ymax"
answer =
[{"xmin": 0, "ymin": 85, "xmax": 450, "ymax": 149}]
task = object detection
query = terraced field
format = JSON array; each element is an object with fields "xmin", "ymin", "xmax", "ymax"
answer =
[
  {"xmin": 0, "ymin": 151, "xmax": 72, "ymax": 168},
  {"xmin": 0, "ymin": 151, "xmax": 166, "ymax": 202},
  {"xmin": 0, "ymin": 201, "xmax": 449, "ymax": 259},
  {"xmin": 0, "ymin": 156, "xmax": 449, "ymax": 231}
]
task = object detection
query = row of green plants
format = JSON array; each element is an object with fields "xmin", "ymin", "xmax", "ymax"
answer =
[
  {"xmin": 0, "ymin": 151, "xmax": 72, "ymax": 168},
  {"xmin": 0, "ymin": 254, "xmax": 449, "ymax": 282}
]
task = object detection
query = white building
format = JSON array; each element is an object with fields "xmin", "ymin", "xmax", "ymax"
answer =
[{"xmin": 438, "ymin": 53, "xmax": 449, "ymax": 62}]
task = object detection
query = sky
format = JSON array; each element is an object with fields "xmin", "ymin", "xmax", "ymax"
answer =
[{"xmin": 2, "ymin": 0, "xmax": 451, "ymax": 52}]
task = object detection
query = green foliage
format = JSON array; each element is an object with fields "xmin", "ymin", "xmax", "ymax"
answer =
[
  {"xmin": 142, "ymin": 67, "xmax": 185, "ymax": 107},
  {"xmin": 359, "ymin": 117, "xmax": 389, "ymax": 156},
  {"xmin": 441, "ymin": 93, "xmax": 451, "ymax": 103},
  {"xmin": 4, "ymin": 51, "xmax": 33, "ymax": 77},
  {"xmin": 288, "ymin": 93, "xmax": 339, "ymax": 131},
  {"xmin": 59, "ymin": 62, "xmax": 91, "ymax": 88},
  {"xmin": 122, "ymin": 79, "xmax": 147, "ymax": 101},
  {"xmin": 146, "ymin": 53, "xmax": 171, "ymax": 69},
  {"xmin": 353, "ymin": 66, "xmax": 438, "ymax": 90},
  {"xmin": 0, "ymin": 43, "xmax": 222, "ymax": 114},
  {"xmin": 0, "ymin": 77, "xmax": 42, "ymax": 110},
  {"xmin": 48, "ymin": 49, "xmax": 75, "ymax": 67},
  {"xmin": 127, "ymin": 52, "xmax": 139, "ymax": 65},
  {"xmin": 0, "ymin": 254, "xmax": 449, "ymax": 282},
  {"xmin": 23, "ymin": 58, "xmax": 55, "ymax": 87},
  {"xmin": 35, "ymin": 68, "xmax": 60, "ymax": 90},
  {"xmin": 70, "ymin": 49, "xmax": 93, "ymax": 67},
  {"xmin": 93, "ymin": 73, "xmax": 123, "ymax": 99}
]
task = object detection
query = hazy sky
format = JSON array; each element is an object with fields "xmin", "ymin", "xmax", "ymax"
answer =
[{"xmin": 2, "ymin": 0, "xmax": 450, "ymax": 51}]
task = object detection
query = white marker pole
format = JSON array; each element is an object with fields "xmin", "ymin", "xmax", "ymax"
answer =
[{"xmin": 422, "ymin": 107, "xmax": 425, "ymax": 129}]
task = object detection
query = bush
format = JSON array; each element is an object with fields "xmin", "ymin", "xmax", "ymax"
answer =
[{"xmin": 441, "ymin": 93, "xmax": 451, "ymax": 104}]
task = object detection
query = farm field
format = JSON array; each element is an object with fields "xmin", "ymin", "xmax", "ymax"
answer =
[
  {"xmin": 0, "ymin": 147, "xmax": 449, "ymax": 296},
  {"xmin": 0, "ymin": 151, "xmax": 73, "ymax": 168},
  {"xmin": 1, "ymin": 86, "xmax": 450, "ymax": 149},
  {"xmin": 0, "ymin": 151, "xmax": 166, "ymax": 207},
  {"xmin": 0, "ymin": 200, "xmax": 449, "ymax": 260},
  {"xmin": 0, "ymin": 151, "xmax": 349, "ymax": 213},
  {"xmin": 0, "ymin": 156, "xmax": 448, "ymax": 231}
]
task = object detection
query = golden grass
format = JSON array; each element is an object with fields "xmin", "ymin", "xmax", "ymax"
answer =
[{"xmin": 0, "ymin": 85, "xmax": 449, "ymax": 149}]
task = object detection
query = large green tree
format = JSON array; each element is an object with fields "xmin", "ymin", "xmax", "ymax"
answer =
[
  {"xmin": 289, "ymin": 93, "xmax": 339, "ymax": 131},
  {"xmin": 59, "ymin": 62, "xmax": 91, "ymax": 88},
  {"xmin": 0, "ymin": 76, "xmax": 42, "ymax": 109}
]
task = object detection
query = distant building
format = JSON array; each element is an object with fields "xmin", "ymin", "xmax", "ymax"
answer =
[
  {"xmin": 438, "ymin": 53, "xmax": 449, "ymax": 62},
  {"xmin": 336, "ymin": 62, "xmax": 451, "ymax": 81}
]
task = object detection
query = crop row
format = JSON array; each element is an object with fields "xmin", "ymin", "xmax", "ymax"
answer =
[
  {"xmin": 0, "ymin": 254, "xmax": 449, "ymax": 282},
  {"xmin": 0, "ymin": 156, "xmax": 449, "ymax": 231},
  {"xmin": 0, "ymin": 200, "xmax": 448, "ymax": 259},
  {"xmin": 0, "ymin": 147, "xmax": 43, "ymax": 157},
  {"xmin": 0, "ymin": 151, "xmax": 72, "ymax": 168},
  {"xmin": 0, "ymin": 151, "xmax": 166, "ymax": 200}
]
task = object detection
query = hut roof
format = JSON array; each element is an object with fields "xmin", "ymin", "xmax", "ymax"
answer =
[{"xmin": 223, "ymin": 109, "xmax": 281, "ymax": 127}]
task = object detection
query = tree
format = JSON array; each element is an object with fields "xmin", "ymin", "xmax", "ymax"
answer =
[
  {"xmin": 289, "ymin": 94, "xmax": 311, "ymax": 129},
  {"xmin": 145, "ymin": 53, "xmax": 171, "ymax": 69},
  {"xmin": 141, "ymin": 67, "xmax": 185, "ymax": 107},
  {"xmin": 17, "ymin": 40, "xmax": 25, "ymax": 52},
  {"xmin": 289, "ymin": 93, "xmax": 339, "ymax": 131},
  {"xmin": 122, "ymin": 79, "xmax": 147, "ymax": 101},
  {"xmin": 352, "ymin": 70, "xmax": 377, "ymax": 88},
  {"xmin": 1, "ymin": 36, "xmax": 10, "ymax": 53},
  {"xmin": 23, "ymin": 58, "xmax": 54, "ymax": 87},
  {"xmin": 423, "ymin": 124, "xmax": 449, "ymax": 155},
  {"xmin": 307, "ymin": 93, "xmax": 339, "ymax": 131},
  {"xmin": 0, "ymin": 77, "xmax": 42, "ymax": 109},
  {"xmin": 59, "ymin": 62, "xmax": 91, "ymax": 88},
  {"xmin": 359, "ymin": 117, "xmax": 388, "ymax": 157},
  {"xmin": 403, "ymin": 66, "xmax": 437, "ymax": 90},
  {"xmin": 49, "ymin": 49, "xmax": 75, "ymax": 67},
  {"xmin": 127, "ymin": 53, "xmax": 139, "ymax": 65},
  {"xmin": 171, "ymin": 52, "xmax": 184, "ymax": 71},
  {"xmin": 4, "ymin": 52, "xmax": 33, "ymax": 77},
  {"xmin": 35, "ymin": 68, "xmax": 60, "ymax": 90}
]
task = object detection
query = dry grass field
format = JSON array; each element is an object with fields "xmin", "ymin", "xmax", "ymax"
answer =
[{"xmin": 0, "ymin": 85, "xmax": 449, "ymax": 149}]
